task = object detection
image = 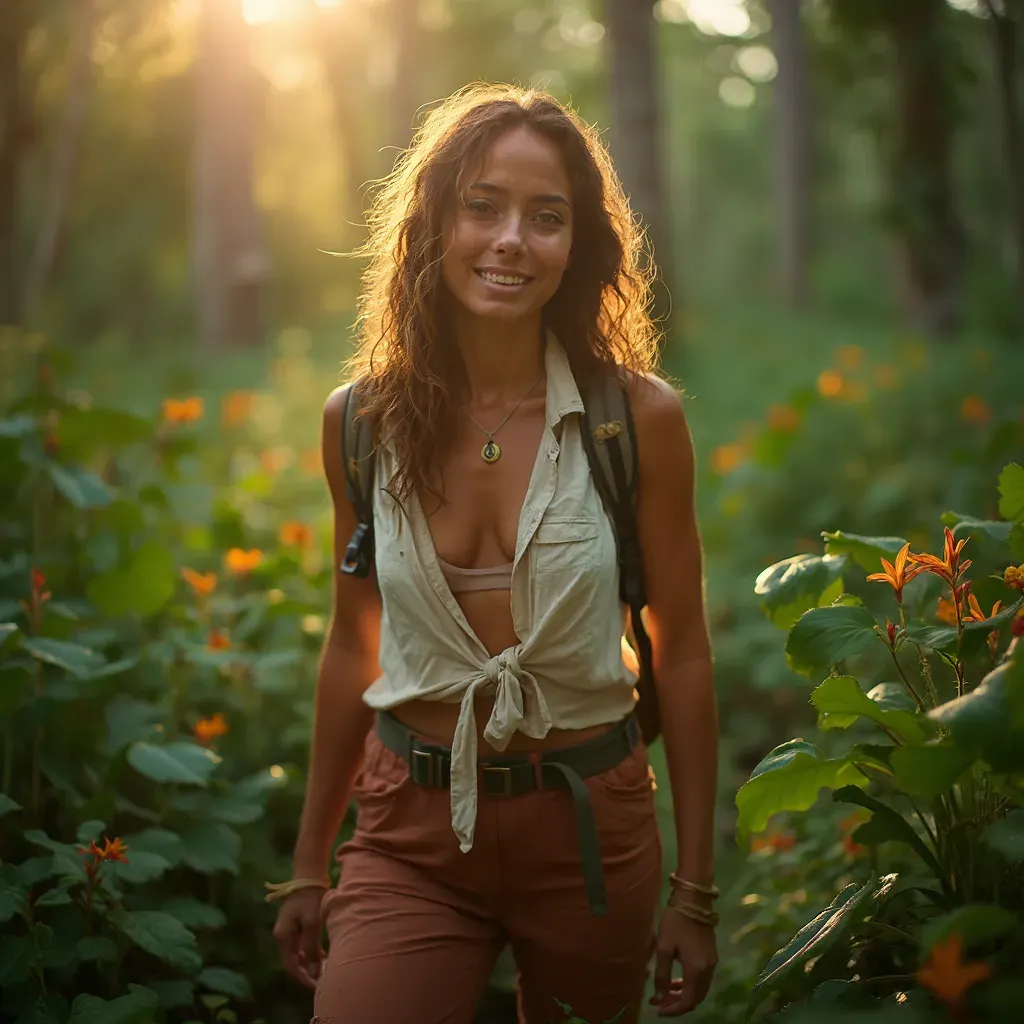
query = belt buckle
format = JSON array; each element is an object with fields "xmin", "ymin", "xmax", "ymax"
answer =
[
  {"xmin": 411, "ymin": 749, "xmax": 435, "ymax": 787},
  {"xmin": 481, "ymin": 765, "xmax": 513, "ymax": 797}
]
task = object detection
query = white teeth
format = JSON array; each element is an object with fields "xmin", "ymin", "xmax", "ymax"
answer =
[{"xmin": 479, "ymin": 271, "xmax": 527, "ymax": 286}]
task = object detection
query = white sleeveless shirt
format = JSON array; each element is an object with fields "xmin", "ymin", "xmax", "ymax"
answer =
[{"xmin": 361, "ymin": 334, "xmax": 638, "ymax": 852}]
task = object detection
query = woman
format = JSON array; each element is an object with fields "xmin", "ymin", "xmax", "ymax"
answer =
[{"xmin": 270, "ymin": 84, "xmax": 719, "ymax": 1023}]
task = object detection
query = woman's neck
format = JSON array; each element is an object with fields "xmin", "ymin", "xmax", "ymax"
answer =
[{"xmin": 453, "ymin": 313, "xmax": 546, "ymax": 410}]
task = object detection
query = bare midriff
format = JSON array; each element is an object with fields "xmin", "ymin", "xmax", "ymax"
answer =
[{"xmin": 388, "ymin": 585, "xmax": 615, "ymax": 753}]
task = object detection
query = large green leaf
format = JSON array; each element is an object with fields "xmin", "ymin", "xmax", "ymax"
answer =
[
  {"xmin": 904, "ymin": 598, "xmax": 1022, "ymax": 658},
  {"xmin": 47, "ymin": 464, "xmax": 113, "ymax": 509},
  {"xmin": 747, "ymin": 875, "xmax": 896, "ymax": 1019},
  {"xmin": 198, "ymin": 966, "xmax": 252, "ymax": 1000},
  {"xmin": 929, "ymin": 657, "xmax": 1024, "ymax": 773},
  {"xmin": 87, "ymin": 540, "xmax": 176, "ymax": 618},
  {"xmin": 736, "ymin": 740, "xmax": 865, "ymax": 837},
  {"xmin": 821, "ymin": 532, "xmax": 908, "ymax": 573},
  {"xmin": 121, "ymin": 828, "xmax": 185, "ymax": 868},
  {"xmin": 0, "ymin": 793, "xmax": 21, "ymax": 817},
  {"xmin": 982, "ymin": 810, "xmax": 1024, "ymax": 863},
  {"xmin": 57, "ymin": 406, "xmax": 152, "ymax": 458},
  {"xmin": 890, "ymin": 743, "xmax": 974, "ymax": 801},
  {"xmin": 940, "ymin": 512, "xmax": 1012, "ymax": 546},
  {"xmin": 107, "ymin": 909, "xmax": 202, "ymax": 973},
  {"xmin": 919, "ymin": 904, "xmax": 1018, "ymax": 953},
  {"xmin": 20, "ymin": 637, "xmax": 105, "ymax": 678},
  {"xmin": 998, "ymin": 463, "xmax": 1024, "ymax": 525},
  {"xmin": 0, "ymin": 622, "xmax": 20, "ymax": 656},
  {"xmin": 170, "ymin": 788, "xmax": 264, "ymax": 825},
  {"xmin": 811, "ymin": 675, "xmax": 926, "ymax": 743},
  {"xmin": 754, "ymin": 554, "xmax": 849, "ymax": 631},
  {"xmin": 22, "ymin": 830, "xmax": 88, "ymax": 881},
  {"xmin": 102, "ymin": 695, "xmax": 164, "ymax": 755},
  {"xmin": 161, "ymin": 897, "xmax": 227, "ymax": 930},
  {"xmin": 179, "ymin": 822, "xmax": 241, "ymax": 875},
  {"xmin": 127, "ymin": 741, "xmax": 220, "ymax": 785},
  {"xmin": 833, "ymin": 786, "xmax": 943, "ymax": 878},
  {"xmin": 786, "ymin": 601, "xmax": 880, "ymax": 678},
  {"xmin": 68, "ymin": 984, "xmax": 161, "ymax": 1024}
]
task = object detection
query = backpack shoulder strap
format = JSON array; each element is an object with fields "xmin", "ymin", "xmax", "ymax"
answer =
[{"xmin": 339, "ymin": 380, "xmax": 376, "ymax": 578}]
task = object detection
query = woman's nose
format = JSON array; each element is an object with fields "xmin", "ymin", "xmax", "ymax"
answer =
[{"xmin": 494, "ymin": 215, "xmax": 524, "ymax": 254}]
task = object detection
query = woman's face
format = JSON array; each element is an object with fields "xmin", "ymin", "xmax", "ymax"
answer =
[{"xmin": 440, "ymin": 126, "xmax": 574, "ymax": 323}]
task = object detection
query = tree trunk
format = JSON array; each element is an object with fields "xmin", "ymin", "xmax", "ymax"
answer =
[
  {"xmin": 605, "ymin": 0, "xmax": 676, "ymax": 336},
  {"xmin": 25, "ymin": 0, "xmax": 96, "ymax": 322},
  {"xmin": 886, "ymin": 0, "xmax": 965, "ymax": 336},
  {"xmin": 984, "ymin": 0, "xmax": 1024, "ymax": 311},
  {"xmin": 0, "ymin": 0, "xmax": 27, "ymax": 327},
  {"xmin": 766, "ymin": 0, "xmax": 812, "ymax": 307},
  {"xmin": 391, "ymin": 0, "xmax": 422, "ymax": 157},
  {"xmin": 194, "ymin": 0, "xmax": 270, "ymax": 348}
]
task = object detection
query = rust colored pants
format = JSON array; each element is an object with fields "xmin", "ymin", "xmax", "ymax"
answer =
[{"xmin": 311, "ymin": 720, "xmax": 662, "ymax": 1024}]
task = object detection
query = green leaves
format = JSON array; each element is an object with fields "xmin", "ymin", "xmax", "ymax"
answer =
[
  {"xmin": 20, "ymin": 638, "xmax": 106, "ymax": 677},
  {"xmin": 127, "ymin": 742, "xmax": 221, "ymax": 785},
  {"xmin": 68, "ymin": 985, "xmax": 160, "ymax": 1024},
  {"xmin": 87, "ymin": 540, "xmax": 176, "ymax": 618},
  {"xmin": 107, "ymin": 909, "xmax": 202, "ymax": 973},
  {"xmin": 754, "ymin": 554, "xmax": 849, "ymax": 630},
  {"xmin": 811, "ymin": 675, "xmax": 926, "ymax": 743},
  {"xmin": 821, "ymin": 532, "xmax": 907, "ymax": 573},
  {"xmin": 747, "ymin": 875, "xmax": 896, "ymax": 1019},
  {"xmin": 904, "ymin": 598, "xmax": 1022, "ymax": 659},
  {"xmin": 736, "ymin": 740, "xmax": 865, "ymax": 837},
  {"xmin": 998, "ymin": 463, "xmax": 1024, "ymax": 525},
  {"xmin": 982, "ymin": 810, "xmax": 1024, "ymax": 863},
  {"xmin": 47, "ymin": 464, "xmax": 113, "ymax": 509},
  {"xmin": 786, "ymin": 601, "xmax": 880, "ymax": 677},
  {"xmin": 198, "ymin": 966, "xmax": 252, "ymax": 1000},
  {"xmin": 890, "ymin": 743, "xmax": 973, "ymax": 800},
  {"xmin": 919, "ymin": 904, "xmax": 1018, "ymax": 953}
]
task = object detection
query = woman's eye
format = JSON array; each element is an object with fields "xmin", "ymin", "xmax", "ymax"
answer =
[
  {"xmin": 536, "ymin": 211, "xmax": 563, "ymax": 225},
  {"xmin": 465, "ymin": 199, "xmax": 494, "ymax": 215}
]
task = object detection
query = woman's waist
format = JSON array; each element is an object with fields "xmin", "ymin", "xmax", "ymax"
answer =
[{"xmin": 387, "ymin": 695, "xmax": 620, "ymax": 754}]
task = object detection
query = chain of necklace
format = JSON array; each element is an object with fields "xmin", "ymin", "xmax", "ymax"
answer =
[{"xmin": 465, "ymin": 370, "xmax": 545, "ymax": 464}]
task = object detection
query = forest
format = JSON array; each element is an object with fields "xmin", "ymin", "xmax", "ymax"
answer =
[{"xmin": 1, "ymin": 1, "xmax": 1024, "ymax": 1022}]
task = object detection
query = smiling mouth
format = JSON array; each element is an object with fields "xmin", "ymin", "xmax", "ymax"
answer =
[{"xmin": 475, "ymin": 270, "xmax": 532, "ymax": 287}]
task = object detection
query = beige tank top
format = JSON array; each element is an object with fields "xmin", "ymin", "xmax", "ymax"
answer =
[{"xmin": 361, "ymin": 333, "xmax": 638, "ymax": 852}]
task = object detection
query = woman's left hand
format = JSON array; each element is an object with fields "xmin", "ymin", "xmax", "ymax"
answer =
[{"xmin": 649, "ymin": 909, "xmax": 718, "ymax": 1016}]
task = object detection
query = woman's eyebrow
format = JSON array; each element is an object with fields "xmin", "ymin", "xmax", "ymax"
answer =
[{"xmin": 467, "ymin": 180, "xmax": 572, "ymax": 207}]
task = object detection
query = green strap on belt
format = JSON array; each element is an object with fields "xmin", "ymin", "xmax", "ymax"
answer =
[{"xmin": 542, "ymin": 761, "xmax": 608, "ymax": 917}]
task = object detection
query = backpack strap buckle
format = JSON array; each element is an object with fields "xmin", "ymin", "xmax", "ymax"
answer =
[{"xmin": 340, "ymin": 521, "xmax": 374, "ymax": 577}]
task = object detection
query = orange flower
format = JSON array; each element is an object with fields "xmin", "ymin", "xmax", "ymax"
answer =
[
  {"xmin": 909, "ymin": 528, "xmax": 972, "ymax": 589},
  {"xmin": 162, "ymin": 397, "xmax": 204, "ymax": 424},
  {"xmin": 916, "ymin": 932, "xmax": 992, "ymax": 1008},
  {"xmin": 751, "ymin": 830, "xmax": 797, "ymax": 853},
  {"xmin": 767, "ymin": 404, "xmax": 801, "ymax": 432},
  {"xmin": 867, "ymin": 542, "xmax": 927, "ymax": 604},
  {"xmin": 964, "ymin": 595, "xmax": 1001, "ymax": 624},
  {"xmin": 221, "ymin": 390, "xmax": 255, "ymax": 428},
  {"xmin": 711, "ymin": 443, "xmax": 744, "ymax": 475},
  {"xmin": 206, "ymin": 629, "xmax": 230, "ymax": 650},
  {"xmin": 936, "ymin": 596, "xmax": 959, "ymax": 625},
  {"xmin": 817, "ymin": 369, "xmax": 845, "ymax": 398},
  {"xmin": 299, "ymin": 448, "xmax": 322, "ymax": 476},
  {"xmin": 1004, "ymin": 564, "xmax": 1024, "ymax": 592},
  {"xmin": 842, "ymin": 834, "xmax": 864, "ymax": 856},
  {"xmin": 960, "ymin": 395, "xmax": 992, "ymax": 426},
  {"xmin": 835, "ymin": 344, "xmax": 864, "ymax": 370},
  {"xmin": 224, "ymin": 548, "xmax": 262, "ymax": 574},
  {"xmin": 194, "ymin": 712, "xmax": 229, "ymax": 745},
  {"xmin": 99, "ymin": 837, "xmax": 129, "ymax": 863},
  {"xmin": 279, "ymin": 521, "xmax": 313, "ymax": 548},
  {"xmin": 181, "ymin": 568, "xmax": 217, "ymax": 596},
  {"xmin": 78, "ymin": 836, "xmax": 130, "ymax": 878},
  {"xmin": 260, "ymin": 447, "xmax": 292, "ymax": 475}
]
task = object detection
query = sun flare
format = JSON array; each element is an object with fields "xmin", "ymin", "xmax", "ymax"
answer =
[{"xmin": 242, "ymin": 0, "xmax": 342, "ymax": 27}]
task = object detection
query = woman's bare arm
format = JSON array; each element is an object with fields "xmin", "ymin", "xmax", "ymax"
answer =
[
  {"xmin": 629, "ymin": 374, "xmax": 717, "ymax": 888},
  {"xmin": 291, "ymin": 385, "xmax": 382, "ymax": 878}
]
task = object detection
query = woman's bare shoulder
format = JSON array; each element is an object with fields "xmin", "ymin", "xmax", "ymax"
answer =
[{"xmin": 623, "ymin": 369, "xmax": 688, "ymax": 435}]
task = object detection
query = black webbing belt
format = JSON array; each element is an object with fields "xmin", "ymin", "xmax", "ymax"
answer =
[{"xmin": 374, "ymin": 710, "xmax": 643, "ymax": 917}]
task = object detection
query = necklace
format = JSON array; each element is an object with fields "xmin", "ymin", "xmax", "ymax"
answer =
[{"xmin": 465, "ymin": 370, "xmax": 545, "ymax": 464}]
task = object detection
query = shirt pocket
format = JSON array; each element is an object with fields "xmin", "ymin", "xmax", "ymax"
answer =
[{"xmin": 531, "ymin": 516, "xmax": 602, "ymax": 575}]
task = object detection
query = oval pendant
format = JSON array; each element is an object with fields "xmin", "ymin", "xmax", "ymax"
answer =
[{"xmin": 481, "ymin": 440, "xmax": 501, "ymax": 464}]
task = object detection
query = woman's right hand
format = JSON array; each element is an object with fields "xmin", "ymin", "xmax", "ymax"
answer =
[{"xmin": 272, "ymin": 889, "xmax": 327, "ymax": 990}]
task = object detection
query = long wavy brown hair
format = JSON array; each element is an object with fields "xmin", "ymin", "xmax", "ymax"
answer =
[{"xmin": 344, "ymin": 82, "xmax": 661, "ymax": 503}]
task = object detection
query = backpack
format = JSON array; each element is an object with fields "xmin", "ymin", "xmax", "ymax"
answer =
[{"xmin": 339, "ymin": 372, "xmax": 660, "ymax": 746}]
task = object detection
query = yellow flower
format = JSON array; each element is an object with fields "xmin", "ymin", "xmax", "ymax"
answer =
[
  {"xmin": 194, "ymin": 712, "xmax": 229, "ymax": 746},
  {"xmin": 866, "ymin": 542, "xmax": 926, "ymax": 604},
  {"xmin": 960, "ymin": 395, "xmax": 992, "ymax": 426},
  {"xmin": 817, "ymin": 369, "xmax": 844, "ymax": 398},
  {"xmin": 1004, "ymin": 564, "xmax": 1024, "ymax": 592},
  {"xmin": 181, "ymin": 568, "xmax": 217, "ymax": 596},
  {"xmin": 224, "ymin": 548, "xmax": 263, "ymax": 574},
  {"xmin": 221, "ymin": 390, "xmax": 256, "ymax": 428},
  {"xmin": 279, "ymin": 521, "xmax": 313, "ymax": 548},
  {"xmin": 162, "ymin": 397, "xmax": 204, "ymax": 424},
  {"xmin": 916, "ymin": 932, "xmax": 992, "ymax": 1008}
]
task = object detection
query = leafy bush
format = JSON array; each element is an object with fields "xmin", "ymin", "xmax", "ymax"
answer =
[{"xmin": 735, "ymin": 462, "xmax": 1024, "ymax": 1021}]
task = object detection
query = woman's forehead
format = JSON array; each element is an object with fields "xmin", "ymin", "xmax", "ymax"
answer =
[{"xmin": 462, "ymin": 126, "xmax": 571, "ymax": 196}]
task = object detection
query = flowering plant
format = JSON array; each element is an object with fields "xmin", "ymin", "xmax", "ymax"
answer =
[{"xmin": 737, "ymin": 463, "xmax": 1024, "ymax": 1020}]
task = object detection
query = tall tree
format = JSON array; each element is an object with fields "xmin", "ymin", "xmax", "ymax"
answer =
[
  {"xmin": 0, "ymin": 0, "xmax": 28, "ymax": 327},
  {"xmin": 605, "ymin": 0, "xmax": 676, "ymax": 337},
  {"xmin": 766, "ymin": 0, "xmax": 813, "ymax": 307},
  {"xmin": 194, "ymin": 0, "xmax": 270, "ymax": 348},
  {"xmin": 981, "ymin": 0, "xmax": 1024, "ymax": 312}
]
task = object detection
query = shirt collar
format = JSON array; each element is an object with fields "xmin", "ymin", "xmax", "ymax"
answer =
[{"xmin": 543, "ymin": 328, "xmax": 585, "ymax": 428}]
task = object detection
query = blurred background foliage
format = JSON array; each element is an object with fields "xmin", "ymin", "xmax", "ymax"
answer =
[{"xmin": 2, "ymin": 0, "xmax": 1024, "ymax": 1022}]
